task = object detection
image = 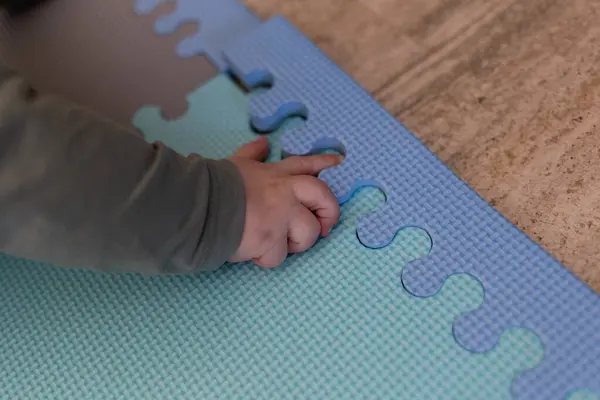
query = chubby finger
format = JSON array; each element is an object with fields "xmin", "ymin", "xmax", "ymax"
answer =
[
  {"xmin": 254, "ymin": 237, "xmax": 288, "ymax": 268},
  {"xmin": 287, "ymin": 206, "xmax": 321, "ymax": 253},
  {"xmin": 292, "ymin": 176, "xmax": 340, "ymax": 236},
  {"xmin": 278, "ymin": 153, "xmax": 343, "ymax": 176},
  {"xmin": 232, "ymin": 136, "xmax": 270, "ymax": 161}
]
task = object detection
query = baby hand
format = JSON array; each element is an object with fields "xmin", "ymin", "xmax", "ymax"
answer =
[{"xmin": 228, "ymin": 137, "xmax": 343, "ymax": 268}]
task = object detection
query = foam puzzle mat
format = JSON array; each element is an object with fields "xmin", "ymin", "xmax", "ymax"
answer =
[
  {"xmin": 2, "ymin": 75, "xmax": 543, "ymax": 399},
  {"xmin": 1, "ymin": 0, "xmax": 599, "ymax": 398},
  {"xmin": 135, "ymin": 74, "xmax": 599, "ymax": 400},
  {"xmin": 220, "ymin": 16, "xmax": 600, "ymax": 399}
]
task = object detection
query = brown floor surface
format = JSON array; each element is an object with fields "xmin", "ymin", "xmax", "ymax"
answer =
[{"xmin": 247, "ymin": 0, "xmax": 600, "ymax": 292}]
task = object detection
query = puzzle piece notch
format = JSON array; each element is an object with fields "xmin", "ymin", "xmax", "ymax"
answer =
[
  {"xmin": 222, "ymin": 16, "xmax": 600, "ymax": 399},
  {"xmin": 226, "ymin": 67, "xmax": 309, "ymax": 133},
  {"xmin": 134, "ymin": 0, "xmax": 261, "ymax": 70}
]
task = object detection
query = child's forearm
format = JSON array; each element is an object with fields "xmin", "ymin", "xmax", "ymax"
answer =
[{"xmin": 0, "ymin": 64, "xmax": 246, "ymax": 274}]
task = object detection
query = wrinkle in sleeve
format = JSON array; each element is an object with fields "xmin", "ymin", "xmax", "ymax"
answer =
[{"xmin": 0, "ymin": 65, "xmax": 246, "ymax": 274}]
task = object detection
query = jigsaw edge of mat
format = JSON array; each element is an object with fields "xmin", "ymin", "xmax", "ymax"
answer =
[
  {"xmin": 220, "ymin": 15, "xmax": 600, "ymax": 399},
  {"xmin": 133, "ymin": 0, "xmax": 261, "ymax": 70}
]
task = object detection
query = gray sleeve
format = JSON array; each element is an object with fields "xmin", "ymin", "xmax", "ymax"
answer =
[{"xmin": 0, "ymin": 63, "xmax": 246, "ymax": 274}]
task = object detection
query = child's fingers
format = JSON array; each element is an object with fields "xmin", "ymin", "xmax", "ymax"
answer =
[
  {"xmin": 278, "ymin": 154, "xmax": 344, "ymax": 176},
  {"xmin": 292, "ymin": 176, "xmax": 340, "ymax": 236},
  {"xmin": 254, "ymin": 238, "xmax": 288, "ymax": 269},
  {"xmin": 287, "ymin": 206, "xmax": 321, "ymax": 254}
]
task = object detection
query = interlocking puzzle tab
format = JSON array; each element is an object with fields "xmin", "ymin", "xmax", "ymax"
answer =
[
  {"xmin": 222, "ymin": 16, "xmax": 600, "ymax": 399},
  {"xmin": 134, "ymin": 0, "xmax": 261, "ymax": 69}
]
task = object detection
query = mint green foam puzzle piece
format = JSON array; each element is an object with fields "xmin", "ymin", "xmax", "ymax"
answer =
[
  {"xmin": 132, "ymin": 73, "xmax": 295, "ymax": 162},
  {"xmin": 0, "ymin": 188, "xmax": 542, "ymax": 399}
]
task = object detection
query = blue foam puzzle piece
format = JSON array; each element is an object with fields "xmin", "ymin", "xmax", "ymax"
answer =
[
  {"xmin": 0, "ymin": 75, "xmax": 545, "ymax": 398},
  {"xmin": 222, "ymin": 16, "xmax": 600, "ymax": 399},
  {"xmin": 134, "ymin": 0, "xmax": 261, "ymax": 69}
]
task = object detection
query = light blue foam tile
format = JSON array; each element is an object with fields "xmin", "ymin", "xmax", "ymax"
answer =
[
  {"xmin": 221, "ymin": 15, "xmax": 600, "ymax": 399},
  {"xmin": 134, "ymin": 0, "xmax": 261, "ymax": 69}
]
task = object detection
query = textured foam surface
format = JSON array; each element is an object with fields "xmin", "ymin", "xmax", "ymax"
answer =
[
  {"xmin": 570, "ymin": 390, "xmax": 600, "ymax": 400},
  {"xmin": 132, "ymin": 74, "xmax": 289, "ymax": 161},
  {"xmin": 0, "ymin": 74, "xmax": 543, "ymax": 399},
  {"xmin": 134, "ymin": 0, "xmax": 260, "ymax": 69},
  {"xmin": 0, "ymin": 189, "xmax": 543, "ymax": 399},
  {"xmin": 222, "ymin": 16, "xmax": 600, "ymax": 398}
]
